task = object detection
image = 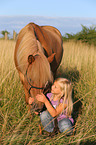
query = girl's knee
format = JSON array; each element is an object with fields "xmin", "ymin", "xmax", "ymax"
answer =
[
  {"xmin": 40, "ymin": 111, "xmax": 47, "ymax": 120},
  {"xmin": 40, "ymin": 111, "xmax": 54, "ymax": 133},
  {"xmin": 58, "ymin": 118, "xmax": 73, "ymax": 135},
  {"xmin": 40, "ymin": 110, "xmax": 52, "ymax": 121}
]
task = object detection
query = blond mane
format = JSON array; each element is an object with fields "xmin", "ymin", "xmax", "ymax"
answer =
[{"xmin": 27, "ymin": 53, "xmax": 53, "ymax": 88}]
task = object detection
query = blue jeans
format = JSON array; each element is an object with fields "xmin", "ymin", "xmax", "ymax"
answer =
[{"xmin": 40, "ymin": 110, "xmax": 73, "ymax": 135}]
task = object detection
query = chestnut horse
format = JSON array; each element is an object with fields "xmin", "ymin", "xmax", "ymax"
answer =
[{"xmin": 14, "ymin": 22, "xmax": 63, "ymax": 113}]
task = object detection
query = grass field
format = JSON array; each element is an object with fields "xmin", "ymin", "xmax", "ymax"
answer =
[{"xmin": 0, "ymin": 40, "xmax": 96, "ymax": 144}]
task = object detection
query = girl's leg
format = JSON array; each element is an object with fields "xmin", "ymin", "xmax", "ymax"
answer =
[
  {"xmin": 40, "ymin": 110, "xmax": 54, "ymax": 132},
  {"xmin": 58, "ymin": 118, "xmax": 73, "ymax": 135}
]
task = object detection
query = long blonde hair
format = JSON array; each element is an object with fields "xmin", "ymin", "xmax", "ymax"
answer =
[{"xmin": 55, "ymin": 78, "xmax": 73, "ymax": 117}]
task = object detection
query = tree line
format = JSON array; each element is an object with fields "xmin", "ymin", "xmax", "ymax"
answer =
[
  {"xmin": 0, "ymin": 30, "xmax": 17, "ymax": 40},
  {"xmin": 1, "ymin": 25, "xmax": 96, "ymax": 45},
  {"xmin": 62, "ymin": 25, "xmax": 96, "ymax": 46}
]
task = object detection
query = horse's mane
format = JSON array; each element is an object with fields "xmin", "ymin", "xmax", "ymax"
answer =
[
  {"xmin": 16, "ymin": 24, "xmax": 53, "ymax": 88},
  {"xmin": 27, "ymin": 53, "xmax": 53, "ymax": 88}
]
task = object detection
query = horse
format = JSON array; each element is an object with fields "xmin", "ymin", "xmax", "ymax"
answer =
[{"xmin": 14, "ymin": 22, "xmax": 63, "ymax": 113}]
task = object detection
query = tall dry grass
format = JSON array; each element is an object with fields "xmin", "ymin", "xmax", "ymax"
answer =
[
  {"xmin": 56, "ymin": 41, "xmax": 96, "ymax": 144},
  {"xmin": 0, "ymin": 40, "xmax": 96, "ymax": 144}
]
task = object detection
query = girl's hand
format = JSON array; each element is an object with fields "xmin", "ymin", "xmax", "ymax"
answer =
[
  {"xmin": 28, "ymin": 97, "xmax": 34, "ymax": 104},
  {"xmin": 36, "ymin": 93, "xmax": 47, "ymax": 103}
]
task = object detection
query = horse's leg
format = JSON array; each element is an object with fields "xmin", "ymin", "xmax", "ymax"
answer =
[
  {"xmin": 18, "ymin": 71, "xmax": 24, "ymax": 84},
  {"xmin": 18, "ymin": 71, "xmax": 29, "ymax": 104},
  {"xmin": 23, "ymin": 86, "xmax": 29, "ymax": 103},
  {"xmin": 23, "ymin": 85, "xmax": 31, "ymax": 111},
  {"xmin": 23, "ymin": 85, "xmax": 34, "ymax": 122},
  {"xmin": 18, "ymin": 71, "xmax": 29, "ymax": 107}
]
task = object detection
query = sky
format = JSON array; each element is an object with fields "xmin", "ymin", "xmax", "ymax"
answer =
[
  {"xmin": 0, "ymin": 0, "xmax": 96, "ymax": 17},
  {"xmin": 0, "ymin": 0, "xmax": 96, "ymax": 37}
]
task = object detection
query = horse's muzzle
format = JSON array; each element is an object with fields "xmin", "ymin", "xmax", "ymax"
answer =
[{"xmin": 30, "ymin": 101, "xmax": 45, "ymax": 114}]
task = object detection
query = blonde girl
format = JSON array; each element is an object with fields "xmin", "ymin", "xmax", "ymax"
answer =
[{"xmin": 29, "ymin": 78, "xmax": 74, "ymax": 135}]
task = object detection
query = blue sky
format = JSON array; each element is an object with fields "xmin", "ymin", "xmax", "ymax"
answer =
[
  {"xmin": 0, "ymin": 0, "xmax": 96, "ymax": 37},
  {"xmin": 0, "ymin": 0, "xmax": 96, "ymax": 17}
]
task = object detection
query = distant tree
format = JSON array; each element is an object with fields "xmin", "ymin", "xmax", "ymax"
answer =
[{"xmin": 1, "ymin": 30, "xmax": 10, "ymax": 37}]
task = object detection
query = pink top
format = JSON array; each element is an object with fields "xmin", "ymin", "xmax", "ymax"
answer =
[{"xmin": 46, "ymin": 93, "xmax": 74, "ymax": 124}]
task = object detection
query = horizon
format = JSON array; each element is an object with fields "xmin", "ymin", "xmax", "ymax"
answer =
[{"xmin": 0, "ymin": 16, "xmax": 96, "ymax": 38}]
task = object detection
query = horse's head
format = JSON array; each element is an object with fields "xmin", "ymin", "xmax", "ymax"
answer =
[{"xmin": 24, "ymin": 53, "xmax": 55, "ymax": 113}]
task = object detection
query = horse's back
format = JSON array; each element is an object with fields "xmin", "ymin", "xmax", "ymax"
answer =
[
  {"xmin": 41, "ymin": 25, "xmax": 63, "ymax": 73},
  {"xmin": 41, "ymin": 25, "xmax": 62, "ymax": 38},
  {"xmin": 31, "ymin": 23, "xmax": 63, "ymax": 72}
]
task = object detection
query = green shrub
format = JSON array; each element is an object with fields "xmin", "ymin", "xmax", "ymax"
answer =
[{"xmin": 63, "ymin": 25, "xmax": 96, "ymax": 46}]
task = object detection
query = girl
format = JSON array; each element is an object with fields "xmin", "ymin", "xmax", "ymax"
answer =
[{"xmin": 29, "ymin": 78, "xmax": 74, "ymax": 135}]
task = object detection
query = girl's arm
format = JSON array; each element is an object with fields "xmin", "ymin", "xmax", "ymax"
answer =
[{"xmin": 36, "ymin": 93, "xmax": 67, "ymax": 117}]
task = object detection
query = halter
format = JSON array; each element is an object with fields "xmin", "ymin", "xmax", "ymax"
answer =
[{"xmin": 25, "ymin": 64, "xmax": 49, "ymax": 94}]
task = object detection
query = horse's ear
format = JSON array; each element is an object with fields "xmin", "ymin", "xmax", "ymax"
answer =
[
  {"xmin": 48, "ymin": 53, "xmax": 56, "ymax": 63},
  {"xmin": 28, "ymin": 55, "xmax": 35, "ymax": 64}
]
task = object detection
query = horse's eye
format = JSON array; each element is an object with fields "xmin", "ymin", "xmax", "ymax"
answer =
[{"xmin": 30, "ymin": 78, "xmax": 32, "ymax": 82}]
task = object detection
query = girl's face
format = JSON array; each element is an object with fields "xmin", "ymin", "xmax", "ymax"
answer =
[{"xmin": 51, "ymin": 81, "xmax": 61, "ymax": 95}]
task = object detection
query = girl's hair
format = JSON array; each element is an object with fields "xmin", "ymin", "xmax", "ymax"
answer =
[{"xmin": 55, "ymin": 78, "xmax": 73, "ymax": 117}]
